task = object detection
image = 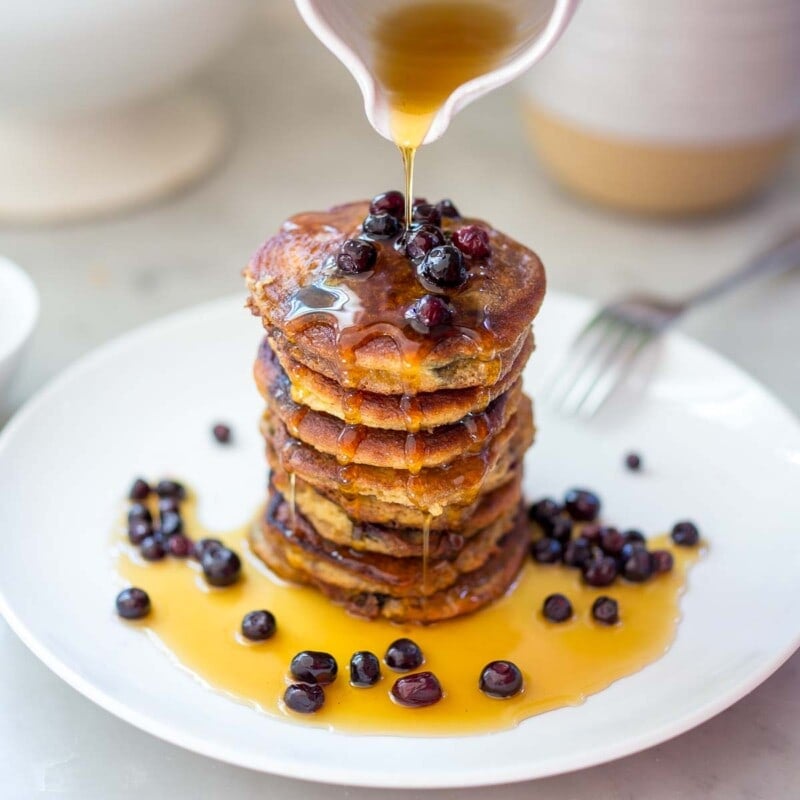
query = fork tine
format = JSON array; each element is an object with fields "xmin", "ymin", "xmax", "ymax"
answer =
[
  {"xmin": 543, "ymin": 312, "xmax": 615, "ymax": 407},
  {"xmin": 574, "ymin": 328, "xmax": 652, "ymax": 418},
  {"xmin": 557, "ymin": 321, "xmax": 631, "ymax": 416}
]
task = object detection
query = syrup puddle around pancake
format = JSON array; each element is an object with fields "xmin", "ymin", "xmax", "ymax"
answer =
[{"xmin": 114, "ymin": 493, "xmax": 702, "ymax": 735}]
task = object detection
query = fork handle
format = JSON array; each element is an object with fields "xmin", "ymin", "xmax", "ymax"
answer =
[{"xmin": 684, "ymin": 227, "xmax": 800, "ymax": 309}]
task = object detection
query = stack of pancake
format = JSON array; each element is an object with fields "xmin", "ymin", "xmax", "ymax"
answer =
[{"xmin": 245, "ymin": 199, "xmax": 545, "ymax": 623}]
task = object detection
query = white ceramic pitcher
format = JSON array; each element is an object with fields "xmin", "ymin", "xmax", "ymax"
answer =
[{"xmin": 295, "ymin": 0, "xmax": 580, "ymax": 145}]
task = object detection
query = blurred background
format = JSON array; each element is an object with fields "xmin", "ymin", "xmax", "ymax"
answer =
[
  {"xmin": 1, "ymin": 1, "xmax": 799, "ymax": 424},
  {"xmin": 1, "ymin": 3, "xmax": 799, "ymax": 798}
]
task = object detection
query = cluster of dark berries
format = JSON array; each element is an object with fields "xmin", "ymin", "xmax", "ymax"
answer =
[
  {"xmin": 283, "ymin": 638, "xmax": 440, "ymax": 714},
  {"xmin": 124, "ymin": 477, "xmax": 241, "ymax": 588},
  {"xmin": 333, "ymin": 191, "xmax": 493, "ymax": 331},
  {"xmin": 284, "ymin": 650, "xmax": 339, "ymax": 713},
  {"xmin": 529, "ymin": 488, "xmax": 700, "ymax": 588},
  {"xmin": 282, "ymin": 637, "xmax": 526, "ymax": 713},
  {"xmin": 542, "ymin": 593, "xmax": 620, "ymax": 626},
  {"xmin": 127, "ymin": 477, "xmax": 192, "ymax": 562},
  {"xmin": 361, "ymin": 191, "xmax": 462, "ymax": 250},
  {"xmin": 383, "ymin": 638, "xmax": 441, "ymax": 708}
]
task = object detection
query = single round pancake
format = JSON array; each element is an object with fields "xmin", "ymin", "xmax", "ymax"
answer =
[
  {"xmin": 258, "ymin": 344, "xmax": 524, "ymax": 470},
  {"xmin": 263, "ymin": 395, "xmax": 534, "ymax": 514},
  {"xmin": 300, "ymin": 477, "xmax": 523, "ymax": 530},
  {"xmin": 251, "ymin": 500, "xmax": 530, "ymax": 623},
  {"xmin": 259, "ymin": 490, "xmax": 519, "ymax": 598},
  {"xmin": 245, "ymin": 201, "xmax": 546, "ymax": 394},
  {"xmin": 270, "ymin": 467, "xmax": 523, "ymax": 557},
  {"xmin": 258, "ymin": 332, "xmax": 534, "ymax": 431},
  {"xmin": 267, "ymin": 325, "xmax": 529, "ymax": 396}
]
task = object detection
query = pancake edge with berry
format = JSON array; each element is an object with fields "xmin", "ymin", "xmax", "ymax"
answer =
[{"xmin": 245, "ymin": 200, "xmax": 546, "ymax": 396}]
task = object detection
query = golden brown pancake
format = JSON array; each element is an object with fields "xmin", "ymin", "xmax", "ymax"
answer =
[
  {"xmin": 266, "ymin": 325, "xmax": 530, "ymax": 396},
  {"xmin": 258, "ymin": 342, "xmax": 524, "ymax": 470},
  {"xmin": 263, "ymin": 395, "xmax": 534, "ymax": 513},
  {"xmin": 257, "ymin": 332, "xmax": 534, "ymax": 431},
  {"xmin": 259, "ymin": 491, "xmax": 519, "ymax": 598},
  {"xmin": 245, "ymin": 201, "xmax": 546, "ymax": 395},
  {"xmin": 270, "ymin": 467, "xmax": 523, "ymax": 557},
  {"xmin": 251, "ymin": 497, "xmax": 530, "ymax": 623}
]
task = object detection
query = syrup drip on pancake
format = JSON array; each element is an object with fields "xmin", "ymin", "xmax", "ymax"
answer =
[
  {"xmin": 403, "ymin": 432, "xmax": 426, "ymax": 475},
  {"xmin": 288, "ymin": 472, "xmax": 297, "ymax": 529},
  {"xmin": 336, "ymin": 388, "xmax": 368, "ymax": 466},
  {"xmin": 399, "ymin": 393, "xmax": 423, "ymax": 434},
  {"xmin": 335, "ymin": 425, "xmax": 366, "ymax": 466},
  {"xmin": 341, "ymin": 388, "xmax": 364, "ymax": 424},
  {"xmin": 422, "ymin": 513, "xmax": 432, "ymax": 593},
  {"xmin": 286, "ymin": 405, "xmax": 309, "ymax": 438}
]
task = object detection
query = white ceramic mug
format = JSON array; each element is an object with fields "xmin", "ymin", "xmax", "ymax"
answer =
[{"xmin": 521, "ymin": 0, "xmax": 800, "ymax": 215}]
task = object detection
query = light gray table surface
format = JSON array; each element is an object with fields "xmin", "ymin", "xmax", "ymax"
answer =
[{"xmin": 1, "ymin": 4, "xmax": 799, "ymax": 799}]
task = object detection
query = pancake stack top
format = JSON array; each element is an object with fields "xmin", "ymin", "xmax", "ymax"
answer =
[{"xmin": 245, "ymin": 197, "xmax": 546, "ymax": 623}]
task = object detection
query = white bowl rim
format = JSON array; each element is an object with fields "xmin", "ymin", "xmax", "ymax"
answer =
[{"xmin": 0, "ymin": 254, "xmax": 40, "ymax": 363}]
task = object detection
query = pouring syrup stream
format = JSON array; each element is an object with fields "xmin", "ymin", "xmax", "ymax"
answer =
[
  {"xmin": 372, "ymin": 1, "xmax": 519, "ymax": 226},
  {"xmin": 369, "ymin": 1, "xmax": 521, "ymax": 582}
]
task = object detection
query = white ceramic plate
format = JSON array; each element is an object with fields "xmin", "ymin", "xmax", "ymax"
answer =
[{"xmin": 1, "ymin": 292, "xmax": 798, "ymax": 788}]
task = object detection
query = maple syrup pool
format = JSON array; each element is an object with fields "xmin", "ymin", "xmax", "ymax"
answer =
[{"xmin": 114, "ymin": 493, "xmax": 702, "ymax": 736}]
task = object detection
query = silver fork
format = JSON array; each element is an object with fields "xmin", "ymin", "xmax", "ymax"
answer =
[{"xmin": 544, "ymin": 227, "xmax": 800, "ymax": 418}]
